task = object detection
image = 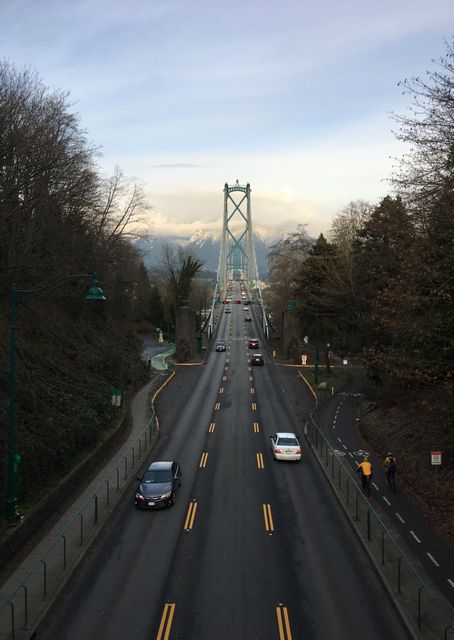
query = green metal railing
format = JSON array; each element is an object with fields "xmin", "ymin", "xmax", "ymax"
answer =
[
  {"xmin": 306, "ymin": 402, "xmax": 454, "ymax": 640},
  {"xmin": 0, "ymin": 370, "xmax": 174, "ymax": 640}
]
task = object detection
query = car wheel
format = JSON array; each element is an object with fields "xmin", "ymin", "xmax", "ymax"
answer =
[{"xmin": 169, "ymin": 491, "xmax": 176, "ymax": 506}]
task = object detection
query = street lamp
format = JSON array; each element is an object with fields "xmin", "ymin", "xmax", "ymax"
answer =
[{"xmin": 4, "ymin": 273, "xmax": 106, "ymax": 524}]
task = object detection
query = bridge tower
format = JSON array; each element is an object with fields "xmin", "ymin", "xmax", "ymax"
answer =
[{"xmin": 219, "ymin": 181, "xmax": 256, "ymax": 293}]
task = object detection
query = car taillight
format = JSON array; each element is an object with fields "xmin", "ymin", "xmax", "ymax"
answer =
[
  {"xmin": 275, "ymin": 449, "xmax": 282, "ymax": 454},
  {"xmin": 296, "ymin": 449, "xmax": 301, "ymax": 454}
]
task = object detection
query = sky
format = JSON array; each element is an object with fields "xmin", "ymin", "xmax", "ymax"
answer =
[{"xmin": 1, "ymin": 0, "xmax": 453, "ymax": 240}]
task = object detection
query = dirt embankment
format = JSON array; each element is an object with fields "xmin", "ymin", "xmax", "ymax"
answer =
[{"xmin": 358, "ymin": 390, "xmax": 454, "ymax": 550}]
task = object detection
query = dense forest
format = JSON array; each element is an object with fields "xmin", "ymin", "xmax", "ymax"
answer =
[
  {"xmin": 0, "ymin": 61, "xmax": 209, "ymax": 520},
  {"xmin": 0, "ymin": 61, "xmax": 168, "ymax": 516},
  {"xmin": 265, "ymin": 41, "xmax": 454, "ymax": 543}
]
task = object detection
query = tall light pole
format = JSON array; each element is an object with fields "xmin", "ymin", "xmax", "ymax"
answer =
[{"xmin": 4, "ymin": 273, "xmax": 106, "ymax": 524}]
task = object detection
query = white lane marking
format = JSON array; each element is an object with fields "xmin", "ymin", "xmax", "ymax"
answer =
[
  {"xmin": 337, "ymin": 437, "xmax": 342, "ymax": 443},
  {"xmin": 342, "ymin": 444, "xmax": 347, "ymax": 450},
  {"xmin": 382, "ymin": 496, "xmax": 391, "ymax": 506},
  {"xmin": 348, "ymin": 452, "xmax": 353, "ymax": 458},
  {"xmin": 395, "ymin": 513, "xmax": 406, "ymax": 524},
  {"xmin": 410, "ymin": 531, "xmax": 422, "ymax": 543},
  {"xmin": 448, "ymin": 579, "xmax": 454, "ymax": 589},
  {"xmin": 427, "ymin": 553, "xmax": 440, "ymax": 567},
  {"xmin": 372, "ymin": 482, "xmax": 379, "ymax": 491}
]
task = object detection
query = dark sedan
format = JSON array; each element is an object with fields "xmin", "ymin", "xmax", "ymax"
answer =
[
  {"xmin": 251, "ymin": 353, "xmax": 264, "ymax": 365},
  {"xmin": 248, "ymin": 338, "xmax": 259, "ymax": 348},
  {"xmin": 216, "ymin": 340, "xmax": 226, "ymax": 352},
  {"xmin": 135, "ymin": 461, "xmax": 182, "ymax": 509}
]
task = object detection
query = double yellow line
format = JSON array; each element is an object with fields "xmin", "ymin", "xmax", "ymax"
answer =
[
  {"xmin": 276, "ymin": 605, "xmax": 292, "ymax": 640},
  {"xmin": 199, "ymin": 452, "xmax": 208, "ymax": 468},
  {"xmin": 184, "ymin": 500, "xmax": 198, "ymax": 530},
  {"xmin": 156, "ymin": 603, "xmax": 175, "ymax": 640},
  {"xmin": 256, "ymin": 452, "xmax": 264, "ymax": 469},
  {"xmin": 263, "ymin": 503, "xmax": 274, "ymax": 532}
]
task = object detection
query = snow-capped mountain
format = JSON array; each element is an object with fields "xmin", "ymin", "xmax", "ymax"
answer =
[{"xmin": 135, "ymin": 228, "xmax": 283, "ymax": 278}]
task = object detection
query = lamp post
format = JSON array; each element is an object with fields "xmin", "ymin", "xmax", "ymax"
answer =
[{"xmin": 4, "ymin": 273, "xmax": 106, "ymax": 524}]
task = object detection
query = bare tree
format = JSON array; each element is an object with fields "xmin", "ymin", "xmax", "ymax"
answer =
[
  {"xmin": 94, "ymin": 166, "xmax": 151, "ymax": 249},
  {"xmin": 391, "ymin": 39, "xmax": 454, "ymax": 216}
]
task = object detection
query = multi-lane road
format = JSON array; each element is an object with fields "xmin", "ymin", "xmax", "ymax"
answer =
[{"xmin": 39, "ymin": 285, "xmax": 410, "ymax": 639}]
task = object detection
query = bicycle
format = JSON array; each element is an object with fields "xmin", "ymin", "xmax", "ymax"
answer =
[
  {"xmin": 360, "ymin": 473, "xmax": 372, "ymax": 496},
  {"xmin": 386, "ymin": 469, "xmax": 397, "ymax": 493}
]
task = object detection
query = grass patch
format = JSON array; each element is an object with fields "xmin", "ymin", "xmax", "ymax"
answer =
[{"xmin": 300, "ymin": 366, "xmax": 349, "ymax": 397}]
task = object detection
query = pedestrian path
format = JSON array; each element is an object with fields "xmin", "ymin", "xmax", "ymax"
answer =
[{"xmin": 0, "ymin": 371, "xmax": 174, "ymax": 640}]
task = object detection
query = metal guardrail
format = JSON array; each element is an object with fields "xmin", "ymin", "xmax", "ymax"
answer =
[
  {"xmin": 305, "ymin": 397, "xmax": 454, "ymax": 640},
  {"xmin": 0, "ymin": 370, "xmax": 174, "ymax": 640}
]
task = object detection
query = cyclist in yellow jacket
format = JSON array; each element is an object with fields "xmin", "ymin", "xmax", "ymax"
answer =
[{"xmin": 357, "ymin": 457, "xmax": 373, "ymax": 494}]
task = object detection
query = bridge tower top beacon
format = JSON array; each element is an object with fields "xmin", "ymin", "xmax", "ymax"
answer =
[{"xmin": 219, "ymin": 181, "xmax": 256, "ymax": 293}]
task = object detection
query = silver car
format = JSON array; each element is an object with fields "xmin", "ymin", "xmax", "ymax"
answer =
[{"xmin": 270, "ymin": 432, "xmax": 302, "ymax": 461}]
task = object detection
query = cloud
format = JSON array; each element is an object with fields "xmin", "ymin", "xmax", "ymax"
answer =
[{"xmin": 151, "ymin": 163, "xmax": 209, "ymax": 169}]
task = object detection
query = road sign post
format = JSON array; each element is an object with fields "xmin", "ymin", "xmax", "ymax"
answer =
[{"xmin": 431, "ymin": 451, "xmax": 442, "ymax": 501}]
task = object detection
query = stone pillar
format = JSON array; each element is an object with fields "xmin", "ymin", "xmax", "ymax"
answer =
[{"xmin": 175, "ymin": 306, "xmax": 197, "ymax": 361}]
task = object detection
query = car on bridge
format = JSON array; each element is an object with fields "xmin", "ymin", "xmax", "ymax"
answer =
[
  {"xmin": 225, "ymin": 307, "xmax": 231, "ymax": 314},
  {"xmin": 250, "ymin": 353, "xmax": 264, "ymax": 365},
  {"xmin": 269, "ymin": 433, "xmax": 302, "ymax": 461},
  {"xmin": 216, "ymin": 340, "xmax": 226, "ymax": 352},
  {"xmin": 244, "ymin": 316, "xmax": 252, "ymax": 322},
  {"xmin": 248, "ymin": 338, "xmax": 259, "ymax": 348},
  {"xmin": 135, "ymin": 461, "xmax": 182, "ymax": 509}
]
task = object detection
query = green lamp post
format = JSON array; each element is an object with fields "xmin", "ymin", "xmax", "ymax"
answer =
[{"xmin": 4, "ymin": 273, "xmax": 106, "ymax": 524}]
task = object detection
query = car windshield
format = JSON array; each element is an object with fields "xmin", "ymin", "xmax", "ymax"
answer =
[
  {"xmin": 143, "ymin": 469, "xmax": 172, "ymax": 483},
  {"xmin": 277, "ymin": 437, "xmax": 299, "ymax": 446}
]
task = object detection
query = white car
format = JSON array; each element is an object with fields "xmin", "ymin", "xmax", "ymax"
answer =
[{"xmin": 270, "ymin": 432, "xmax": 302, "ymax": 461}]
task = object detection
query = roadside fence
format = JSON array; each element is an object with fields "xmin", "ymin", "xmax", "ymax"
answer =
[
  {"xmin": 306, "ymin": 402, "xmax": 454, "ymax": 640},
  {"xmin": 0, "ymin": 369, "xmax": 174, "ymax": 640}
]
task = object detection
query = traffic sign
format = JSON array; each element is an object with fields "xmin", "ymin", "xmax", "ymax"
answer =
[
  {"xmin": 287, "ymin": 300, "xmax": 296, "ymax": 310},
  {"xmin": 431, "ymin": 451, "xmax": 442, "ymax": 465}
]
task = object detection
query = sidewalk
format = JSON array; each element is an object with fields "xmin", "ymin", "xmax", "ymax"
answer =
[{"xmin": 0, "ymin": 371, "xmax": 174, "ymax": 640}]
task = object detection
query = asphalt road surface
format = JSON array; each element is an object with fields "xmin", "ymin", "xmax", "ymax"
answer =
[{"xmin": 38, "ymin": 295, "xmax": 410, "ymax": 639}]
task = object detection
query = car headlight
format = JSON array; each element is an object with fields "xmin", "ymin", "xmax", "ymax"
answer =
[
  {"xmin": 161, "ymin": 490, "xmax": 172, "ymax": 499},
  {"xmin": 136, "ymin": 493, "xmax": 145, "ymax": 500}
]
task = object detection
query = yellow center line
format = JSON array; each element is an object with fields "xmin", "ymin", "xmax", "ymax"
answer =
[
  {"xmin": 251, "ymin": 402, "xmax": 257, "ymax": 410},
  {"xmin": 250, "ymin": 387, "xmax": 255, "ymax": 394},
  {"xmin": 209, "ymin": 422, "xmax": 215, "ymax": 432},
  {"xmin": 253, "ymin": 422, "xmax": 260, "ymax": 433},
  {"xmin": 263, "ymin": 503, "xmax": 274, "ymax": 532},
  {"xmin": 225, "ymin": 366, "xmax": 229, "ymax": 371},
  {"xmin": 256, "ymin": 452, "xmax": 264, "ymax": 469},
  {"xmin": 223, "ymin": 375, "xmax": 227, "ymax": 381},
  {"xmin": 215, "ymin": 402, "xmax": 221, "ymax": 410},
  {"xmin": 156, "ymin": 603, "xmax": 175, "ymax": 640},
  {"xmin": 249, "ymin": 376, "xmax": 253, "ymax": 381},
  {"xmin": 276, "ymin": 605, "xmax": 292, "ymax": 640},
  {"xmin": 199, "ymin": 452, "xmax": 208, "ymax": 468},
  {"xmin": 184, "ymin": 501, "xmax": 198, "ymax": 530},
  {"xmin": 219, "ymin": 387, "xmax": 224, "ymax": 394}
]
